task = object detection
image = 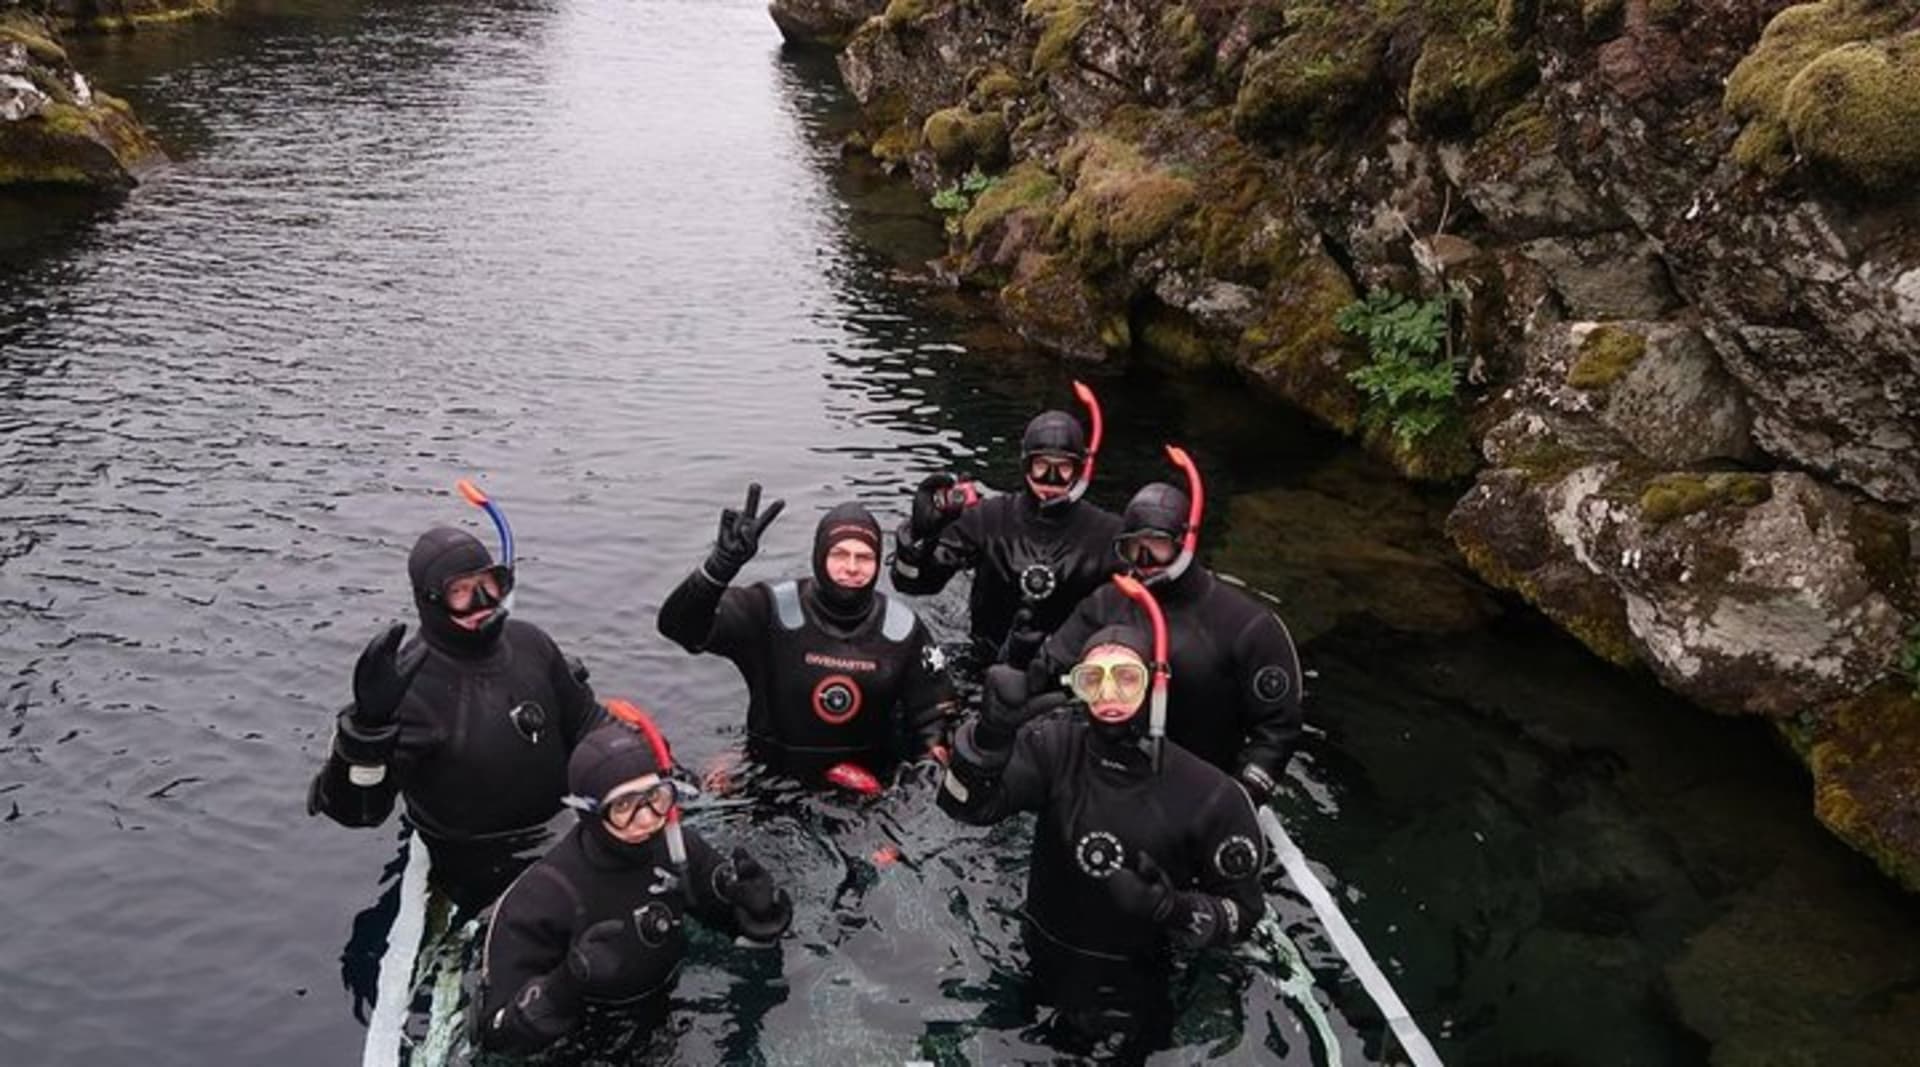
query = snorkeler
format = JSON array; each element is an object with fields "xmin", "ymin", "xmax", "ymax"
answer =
[
  {"xmin": 938, "ymin": 616, "xmax": 1265, "ymax": 1044},
  {"xmin": 476, "ymin": 704, "xmax": 791, "ymax": 1054},
  {"xmin": 657, "ymin": 489, "xmax": 956, "ymax": 789},
  {"xmin": 1035, "ymin": 450, "xmax": 1303, "ymax": 806},
  {"xmin": 307, "ymin": 514, "xmax": 605, "ymax": 912},
  {"xmin": 890, "ymin": 386, "xmax": 1124, "ymax": 658}
]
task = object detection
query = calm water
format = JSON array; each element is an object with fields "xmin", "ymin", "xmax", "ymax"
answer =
[{"xmin": 4, "ymin": 2, "xmax": 1917, "ymax": 1064}]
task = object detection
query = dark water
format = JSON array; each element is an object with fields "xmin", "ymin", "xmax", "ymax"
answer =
[{"xmin": 4, "ymin": 2, "xmax": 1919, "ymax": 1064}]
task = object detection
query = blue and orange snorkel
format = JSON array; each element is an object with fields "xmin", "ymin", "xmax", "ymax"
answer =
[
  {"xmin": 602, "ymin": 699, "xmax": 693, "ymax": 901},
  {"xmin": 1110, "ymin": 572, "xmax": 1170, "ymax": 772},
  {"xmin": 456, "ymin": 478, "xmax": 516, "ymax": 610},
  {"xmin": 1161, "ymin": 444, "xmax": 1205, "ymax": 583},
  {"xmin": 1064, "ymin": 380, "xmax": 1105, "ymax": 504}
]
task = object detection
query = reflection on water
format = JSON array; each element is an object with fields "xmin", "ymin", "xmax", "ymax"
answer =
[{"xmin": 3, "ymin": 2, "xmax": 1918, "ymax": 1065}]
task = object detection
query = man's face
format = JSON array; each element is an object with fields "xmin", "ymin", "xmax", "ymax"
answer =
[{"xmin": 824, "ymin": 538, "xmax": 878, "ymax": 589}]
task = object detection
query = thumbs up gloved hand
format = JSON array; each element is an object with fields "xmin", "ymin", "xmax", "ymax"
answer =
[
  {"xmin": 714, "ymin": 847, "xmax": 792, "ymax": 943},
  {"xmin": 1105, "ymin": 851, "xmax": 1232, "ymax": 952},
  {"xmin": 335, "ymin": 622, "xmax": 425, "ymax": 766},
  {"xmin": 908, "ymin": 473, "xmax": 965, "ymax": 544},
  {"xmin": 703, "ymin": 483, "xmax": 785, "ymax": 585},
  {"xmin": 483, "ymin": 918, "xmax": 624, "ymax": 1053},
  {"xmin": 974, "ymin": 663, "xmax": 1069, "ymax": 753}
]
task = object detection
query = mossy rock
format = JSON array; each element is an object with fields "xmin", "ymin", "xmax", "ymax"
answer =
[
  {"xmin": 1242, "ymin": 253, "xmax": 1366, "ymax": 433},
  {"xmin": 46, "ymin": 0, "xmax": 221, "ymax": 34},
  {"xmin": 1581, "ymin": 0, "xmax": 1625, "ymax": 38},
  {"xmin": 882, "ymin": 0, "xmax": 932, "ymax": 28},
  {"xmin": 1023, "ymin": 0, "xmax": 1093, "ymax": 75},
  {"xmin": 1811, "ymin": 683, "xmax": 1920, "ymax": 891},
  {"xmin": 1637, "ymin": 472, "xmax": 1773, "ymax": 525},
  {"xmin": 1723, "ymin": 0, "xmax": 1914, "ymax": 183},
  {"xmin": 1232, "ymin": 14, "xmax": 1386, "ymax": 143},
  {"xmin": 968, "ymin": 68, "xmax": 1025, "ymax": 106},
  {"xmin": 959, "ymin": 160, "xmax": 1059, "ymax": 246},
  {"xmin": 1495, "ymin": 0, "xmax": 1537, "ymax": 42},
  {"xmin": 1366, "ymin": 417, "xmax": 1480, "ymax": 483},
  {"xmin": 921, "ymin": 106, "xmax": 1008, "ymax": 168},
  {"xmin": 1566, "ymin": 325, "xmax": 1647, "ymax": 390},
  {"xmin": 868, "ymin": 120, "xmax": 919, "ymax": 166},
  {"xmin": 1407, "ymin": 30, "xmax": 1538, "ymax": 134},
  {"xmin": 0, "ymin": 95, "xmax": 160, "ymax": 188},
  {"xmin": 1048, "ymin": 134, "xmax": 1195, "ymax": 270},
  {"xmin": 1134, "ymin": 301, "xmax": 1218, "ymax": 370},
  {"xmin": 1782, "ymin": 33, "xmax": 1920, "ymax": 193},
  {"xmin": 999, "ymin": 252, "xmax": 1126, "ymax": 360},
  {"xmin": 1646, "ymin": 0, "xmax": 1688, "ymax": 29},
  {"xmin": 0, "ymin": 12, "xmax": 70, "ymax": 65}
]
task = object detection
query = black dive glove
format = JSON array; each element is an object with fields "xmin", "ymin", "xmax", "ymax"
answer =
[
  {"xmin": 1105, "ymin": 852, "xmax": 1234, "ymax": 952},
  {"xmin": 702, "ymin": 483, "xmax": 785, "ymax": 584},
  {"xmin": 484, "ymin": 918, "xmax": 626, "ymax": 1052},
  {"xmin": 998, "ymin": 606, "xmax": 1047, "ymax": 671},
  {"xmin": 907, "ymin": 473, "xmax": 964, "ymax": 544},
  {"xmin": 335, "ymin": 623, "xmax": 425, "ymax": 765},
  {"xmin": 973, "ymin": 663, "xmax": 1069, "ymax": 752},
  {"xmin": 714, "ymin": 848, "xmax": 792, "ymax": 942},
  {"xmin": 1239, "ymin": 762, "xmax": 1279, "ymax": 807}
]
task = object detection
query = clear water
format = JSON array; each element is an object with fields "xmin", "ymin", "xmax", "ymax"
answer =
[{"xmin": 3, "ymin": 2, "xmax": 1917, "ymax": 1064}]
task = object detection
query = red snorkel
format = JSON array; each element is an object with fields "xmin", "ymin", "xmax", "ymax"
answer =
[
  {"xmin": 603, "ymin": 699, "xmax": 692, "ymax": 900},
  {"xmin": 1064, "ymin": 380, "xmax": 1104, "ymax": 503},
  {"xmin": 1161, "ymin": 445, "xmax": 1205, "ymax": 583},
  {"xmin": 1110, "ymin": 573, "xmax": 1170, "ymax": 771}
]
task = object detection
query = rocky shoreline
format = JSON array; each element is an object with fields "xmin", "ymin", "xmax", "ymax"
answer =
[
  {"xmin": 773, "ymin": 0, "xmax": 1920, "ymax": 891},
  {"xmin": 0, "ymin": 1, "xmax": 221, "ymax": 189}
]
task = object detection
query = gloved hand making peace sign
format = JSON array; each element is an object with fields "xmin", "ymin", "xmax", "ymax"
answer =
[{"xmin": 702, "ymin": 483, "xmax": 785, "ymax": 585}]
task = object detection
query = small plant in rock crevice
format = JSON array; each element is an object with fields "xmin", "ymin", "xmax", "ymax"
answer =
[
  {"xmin": 931, "ymin": 166, "xmax": 996, "ymax": 234},
  {"xmin": 1334, "ymin": 286, "xmax": 1466, "ymax": 446}
]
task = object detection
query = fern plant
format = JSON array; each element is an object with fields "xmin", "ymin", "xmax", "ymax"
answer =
[
  {"xmin": 1335, "ymin": 287, "xmax": 1465, "ymax": 446},
  {"xmin": 930, "ymin": 167, "xmax": 996, "ymax": 234}
]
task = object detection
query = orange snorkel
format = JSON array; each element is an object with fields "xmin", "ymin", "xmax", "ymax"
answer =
[
  {"xmin": 1110, "ymin": 573, "xmax": 1170, "ymax": 771},
  {"xmin": 603, "ymin": 698, "xmax": 691, "ymax": 900}
]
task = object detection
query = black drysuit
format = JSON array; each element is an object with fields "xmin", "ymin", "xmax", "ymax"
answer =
[
  {"xmin": 476, "ymin": 824, "xmax": 747, "ymax": 1054},
  {"xmin": 1037, "ymin": 567, "xmax": 1303, "ymax": 790},
  {"xmin": 656, "ymin": 574, "xmax": 953, "ymax": 780},
  {"xmin": 307, "ymin": 618, "xmax": 603, "ymax": 908},
  {"xmin": 939, "ymin": 714, "xmax": 1265, "ymax": 1030},
  {"xmin": 891, "ymin": 492, "xmax": 1122, "ymax": 653}
]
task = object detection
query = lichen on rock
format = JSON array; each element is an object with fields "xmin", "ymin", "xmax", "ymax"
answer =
[{"xmin": 0, "ymin": 12, "xmax": 162, "ymax": 189}]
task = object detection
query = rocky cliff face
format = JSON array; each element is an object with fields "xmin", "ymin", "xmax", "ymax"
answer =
[
  {"xmin": 0, "ymin": 0, "xmax": 218, "ymax": 190},
  {"xmin": 778, "ymin": 0, "xmax": 1920, "ymax": 891}
]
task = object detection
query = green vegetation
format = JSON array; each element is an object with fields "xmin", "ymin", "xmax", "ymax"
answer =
[
  {"xmin": 1637, "ymin": 472, "xmax": 1773, "ymax": 525},
  {"xmin": 922, "ymin": 106, "xmax": 1008, "ymax": 168},
  {"xmin": 959, "ymin": 160, "xmax": 1058, "ymax": 245},
  {"xmin": 1723, "ymin": 1, "xmax": 1918, "ymax": 190},
  {"xmin": 0, "ymin": 12, "xmax": 68, "ymax": 65},
  {"xmin": 1567, "ymin": 325, "xmax": 1647, "ymax": 390},
  {"xmin": 1408, "ymin": 24, "xmax": 1537, "ymax": 133},
  {"xmin": 1024, "ymin": 0, "xmax": 1092, "ymax": 74},
  {"xmin": 882, "ymin": 0, "xmax": 933, "ymax": 28},
  {"xmin": 1049, "ymin": 135, "xmax": 1195, "ymax": 269},
  {"xmin": 1335, "ymin": 288, "xmax": 1465, "ymax": 446},
  {"xmin": 931, "ymin": 167, "xmax": 996, "ymax": 235}
]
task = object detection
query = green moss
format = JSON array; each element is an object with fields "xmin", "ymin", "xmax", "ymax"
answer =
[
  {"xmin": 1811, "ymin": 683, "xmax": 1920, "ymax": 892},
  {"xmin": 1160, "ymin": 5, "xmax": 1210, "ymax": 77},
  {"xmin": 56, "ymin": 0, "xmax": 221, "ymax": 34},
  {"xmin": 1723, "ymin": 0, "xmax": 1913, "ymax": 181},
  {"xmin": 1048, "ymin": 135, "xmax": 1195, "ymax": 269},
  {"xmin": 1730, "ymin": 118, "xmax": 1795, "ymax": 177},
  {"xmin": 869, "ymin": 122, "xmax": 919, "ymax": 166},
  {"xmin": 1638, "ymin": 472, "xmax": 1774, "ymax": 525},
  {"xmin": 1024, "ymin": 0, "xmax": 1093, "ymax": 75},
  {"xmin": 882, "ymin": 0, "xmax": 932, "ymax": 28},
  {"xmin": 1496, "ymin": 0, "xmax": 1536, "ymax": 42},
  {"xmin": 921, "ymin": 106, "xmax": 1008, "ymax": 168},
  {"xmin": 1407, "ymin": 30, "xmax": 1539, "ymax": 134},
  {"xmin": 1782, "ymin": 34, "xmax": 1920, "ymax": 192},
  {"xmin": 1136, "ymin": 302, "xmax": 1217, "ymax": 370},
  {"xmin": 970, "ymin": 69, "xmax": 1024, "ymax": 104},
  {"xmin": 959, "ymin": 160, "xmax": 1059, "ymax": 246},
  {"xmin": 1566, "ymin": 325, "xmax": 1647, "ymax": 390},
  {"xmin": 1244, "ymin": 254, "xmax": 1366, "ymax": 433},
  {"xmin": 1231, "ymin": 12, "xmax": 1386, "ymax": 142},
  {"xmin": 0, "ymin": 13, "xmax": 69, "ymax": 65},
  {"xmin": 1452, "ymin": 518, "xmax": 1640, "ymax": 666}
]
